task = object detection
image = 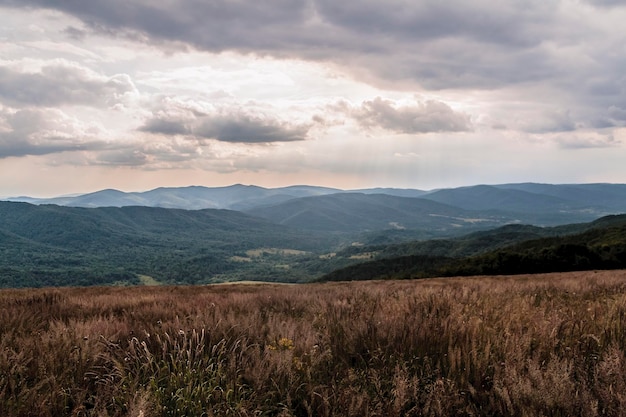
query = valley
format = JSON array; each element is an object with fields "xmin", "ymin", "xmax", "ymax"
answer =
[{"xmin": 2, "ymin": 182, "xmax": 626, "ymax": 287}]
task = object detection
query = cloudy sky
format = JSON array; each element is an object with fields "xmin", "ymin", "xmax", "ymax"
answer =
[{"xmin": 1, "ymin": 0, "xmax": 626, "ymax": 197}]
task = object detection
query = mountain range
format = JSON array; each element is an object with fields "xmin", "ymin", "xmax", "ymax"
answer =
[
  {"xmin": 3, "ymin": 182, "xmax": 626, "ymax": 287},
  {"xmin": 9, "ymin": 182, "xmax": 626, "ymax": 212},
  {"xmin": 7, "ymin": 184, "xmax": 353, "ymax": 210},
  {"xmin": 7, "ymin": 182, "xmax": 626, "ymax": 230}
]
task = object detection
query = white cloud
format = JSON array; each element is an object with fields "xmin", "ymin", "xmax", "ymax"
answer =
[
  {"xmin": 346, "ymin": 97, "xmax": 472, "ymax": 134},
  {"xmin": 0, "ymin": 60, "xmax": 137, "ymax": 107},
  {"xmin": 0, "ymin": 107, "xmax": 110, "ymax": 158}
]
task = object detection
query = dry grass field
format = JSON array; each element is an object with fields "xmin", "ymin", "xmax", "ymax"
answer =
[{"xmin": 2, "ymin": 270, "xmax": 626, "ymax": 416}]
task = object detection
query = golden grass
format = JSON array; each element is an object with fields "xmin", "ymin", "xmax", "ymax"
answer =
[{"xmin": 2, "ymin": 270, "xmax": 626, "ymax": 416}]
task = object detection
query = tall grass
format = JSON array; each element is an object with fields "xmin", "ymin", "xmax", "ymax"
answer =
[{"xmin": 2, "ymin": 270, "xmax": 626, "ymax": 416}]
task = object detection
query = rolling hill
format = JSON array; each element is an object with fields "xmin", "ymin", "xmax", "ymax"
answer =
[
  {"xmin": 420, "ymin": 184, "xmax": 570, "ymax": 212},
  {"xmin": 493, "ymin": 183, "xmax": 626, "ymax": 211},
  {"xmin": 319, "ymin": 214, "xmax": 626, "ymax": 282},
  {"xmin": 243, "ymin": 192, "xmax": 510, "ymax": 233},
  {"xmin": 0, "ymin": 201, "xmax": 335, "ymax": 287}
]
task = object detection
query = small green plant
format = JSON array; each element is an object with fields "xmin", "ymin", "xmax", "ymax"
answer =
[{"xmin": 267, "ymin": 337, "xmax": 295, "ymax": 351}]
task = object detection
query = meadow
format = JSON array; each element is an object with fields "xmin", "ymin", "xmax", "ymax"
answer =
[{"xmin": 2, "ymin": 270, "xmax": 626, "ymax": 416}]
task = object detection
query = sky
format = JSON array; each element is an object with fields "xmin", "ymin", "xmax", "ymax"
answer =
[{"xmin": 1, "ymin": 0, "xmax": 626, "ymax": 197}]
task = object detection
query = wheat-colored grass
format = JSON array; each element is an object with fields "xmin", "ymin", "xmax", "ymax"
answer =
[{"xmin": 2, "ymin": 270, "xmax": 626, "ymax": 416}]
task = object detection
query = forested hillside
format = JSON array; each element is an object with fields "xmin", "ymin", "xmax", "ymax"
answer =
[
  {"xmin": 320, "ymin": 214, "xmax": 626, "ymax": 282},
  {"xmin": 0, "ymin": 202, "xmax": 335, "ymax": 287}
]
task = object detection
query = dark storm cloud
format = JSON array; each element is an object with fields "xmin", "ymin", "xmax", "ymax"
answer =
[
  {"xmin": 349, "ymin": 98, "xmax": 472, "ymax": 134},
  {"xmin": 609, "ymin": 106, "xmax": 626, "ymax": 122},
  {"xmin": 1, "ymin": 0, "xmax": 312, "ymax": 50},
  {"xmin": 194, "ymin": 114, "xmax": 309, "ymax": 143},
  {"xmin": 584, "ymin": 0, "xmax": 626, "ymax": 8},
  {"xmin": 1, "ymin": 0, "xmax": 624, "ymax": 137},
  {"xmin": 0, "ymin": 0, "xmax": 563, "ymax": 89},
  {"xmin": 0, "ymin": 64, "xmax": 136, "ymax": 107},
  {"xmin": 313, "ymin": 1, "xmax": 553, "ymax": 48},
  {"xmin": 140, "ymin": 110, "xmax": 311, "ymax": 143}
]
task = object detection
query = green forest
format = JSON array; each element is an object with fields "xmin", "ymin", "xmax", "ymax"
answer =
[
  {"xmin": 321, "ymin": 215, "xmax": 626, "ymax": 282},
  {"xmin": 2, "ymin": 200, "xmax": 626, "ymax": 288}
]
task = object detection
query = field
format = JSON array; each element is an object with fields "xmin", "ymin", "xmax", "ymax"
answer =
[{"xmin": 2, "ymin": 271, "xmax": 626, "ymax": 416}]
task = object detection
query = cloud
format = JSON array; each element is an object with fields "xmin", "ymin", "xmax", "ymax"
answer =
[
  {"xmin": 63, "ymin": 26, "xmax": 88, "ymax": 41},
  {"xmin": 1, "ymin": 0, "xmax": 625, "ymax": 191},
  {"xmin": 91, "ymin": 149, "xmax": 149, "ymax": 166},
  {"xmin": 347, "ymin": 97, "xmax": 472, "ymax": 134},
  {"xmin": 6, "ymin": 1, "xmax": 553, "ymax": 52},
  {"xmin": 2, "ymin": 1, "xmax": 624, "ymax": 106},
  {"xmin": 0, "ymin": 0, "xmax": 568, "ymax": 89},
  {"xmin": 194, "ymin": 114, "xmax": 309, "ymax": 143},
  {"xmin": 140, "ymin": 117, "xmax": 190, "ymax": 136},
  {"xmin": 314, "ymin": 1, "xmax": 553, "ymax": 48},
  {"xmin": 552, "ymin": 131, "xmax": 619, "ymax": 149},
  {"xmin": 583, "ymin": 0, "xmax": 626, "ymax": 8},
  {"xmin": 139, "ymin": 103, "xmax": 312, "ymax": 143},
  {"xmin": 518, "ymin": 109, "xmax": 577, "ymax": 134},
  {"xmin": 0, "ymin": 108, "xmax": 109, "ymax": 158},
  {"xmin": 609, "ymin": 106, "xmax": 626, "ymax": 122},
  {"xmin": 92, "ymin": 138, "xmax": 204, "ymax": 167},
  {"xmin": 0, "ymin": 61, "xmax": 137, "ymax": 107}
]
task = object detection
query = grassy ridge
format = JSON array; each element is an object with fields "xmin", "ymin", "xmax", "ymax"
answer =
[{"xmin": 2, "ymin": 271, "xmax": 626, "ymax": 416}]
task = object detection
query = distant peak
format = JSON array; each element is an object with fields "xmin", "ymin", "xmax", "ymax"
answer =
[{"xmin": 86, "ymin": 189, "xmax": 125, "ymax": 195}]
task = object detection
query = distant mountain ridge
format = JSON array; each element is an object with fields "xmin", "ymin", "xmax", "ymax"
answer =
[
  {"xmin": 5, "ymin": 184, "xmax": 431, "ymax": 210},
  {"xmin": 5, "ymin": 183, "xmax": 626, "ymax": 236},
  {"xmin": 424, "ymin": 183, "xmax": 626, "ymax": 213},
  {"xmin": 6, "ymin": 183, "xmax": 626, "ymax": 215},
  {"xmin": 5, "ymin": 184, "xmax": 347, "ymax": 210}
]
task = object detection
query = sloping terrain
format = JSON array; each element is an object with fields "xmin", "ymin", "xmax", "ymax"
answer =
[
  {"xmin": 422, "ymin": 183, "xmax": 626, "ymax": 219},
  {"xmin": 319, "ymin": 214, "xmax": 626, "ymax": 282},
  {"xmin": 494, "ymin": 183, "xmax": 626, "ymax": 211},
  {"xmin": 421, "ymin": 184, "xmax": 570, "ymax": 212},
  {"xmin": 0, "ymin": 202, "xmax": 334, "ymax": 287},
  {"xmin": 244, "ymin": 192, "xmax": 509, "ymax": 233}
]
